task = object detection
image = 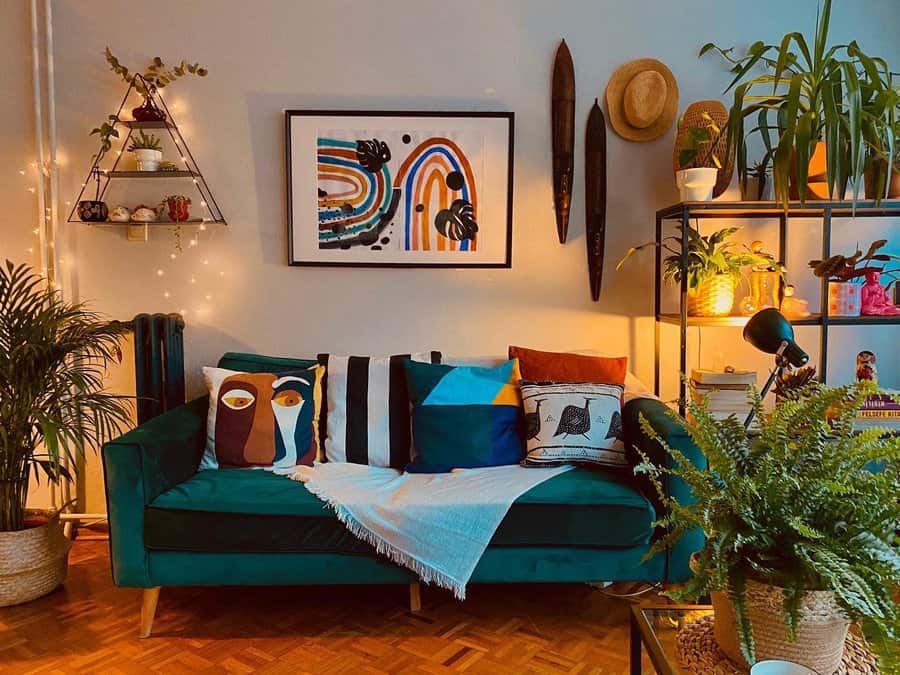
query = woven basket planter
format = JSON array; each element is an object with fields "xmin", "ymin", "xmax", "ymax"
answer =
[
  {"xmin": 0, "ymin": 509, "xmax": 71, "ymax": 607},
  {"xmin": 712, "ymin": 581, "xmax": 850, "ymax": 674},
  {"xmin": 687, "ymin": 274, "xmax": 736, "ymax": 317}
]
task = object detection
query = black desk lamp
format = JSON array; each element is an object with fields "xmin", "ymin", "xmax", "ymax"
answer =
[{"xmin": 741, "ymin": 308, "xmax": 809, "ymax": 428}]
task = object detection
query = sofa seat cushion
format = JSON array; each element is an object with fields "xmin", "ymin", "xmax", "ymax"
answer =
[{"xmin": 145, "ymin": 467, "xmax": 654, "ymax": 554}]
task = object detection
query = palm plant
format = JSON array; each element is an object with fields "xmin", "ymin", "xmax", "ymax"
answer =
[
  {"xmin": 701, "ymin": 0, "xmax": 895, "ymax": 207},
  {"xmin": 635, "ymin": 381, "xmax": 900, "ymax": 670},
  {"xmin": 0, "ymin": 262, "xmax": 132, "ymax": 532}
]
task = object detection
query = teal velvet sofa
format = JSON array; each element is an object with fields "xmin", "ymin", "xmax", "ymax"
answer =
[{"xmin": 102, "ymin": 352, "xmax": 705, "ymax": 637}]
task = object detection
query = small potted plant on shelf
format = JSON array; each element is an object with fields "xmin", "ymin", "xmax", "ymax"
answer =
[
  {"xmin": 104, "ymin": 48, "xmax": 208, "ymax": 122},
  {"xmin": 809, "ymin": 239, "xmax": 900, "ymax": 316},
  {"xmin": 161, "ymin": 195, "xmax": 191, "ymax": 222},
  {"xmin": 634, "ymin": 380, "xmax": 899, "ymax": 674},
  {"xmin": 0, "ymin": 261, "xmax": 132, "ymax": 606},
  {"xmin": 740, "ymin": 159, "xmax": 772, "ymax": 201},
  {"xmin": 128, "ymin": 130, "xmax": 163, "ymax": 171},
  {"xmin": 863, "ymin": 70, "xmax": 899, "ymax": 200},
  {"xmin": 674, "ymin": 111, "xmax": 722, "ymax": 202},
  {"xmin": 701, "ymin": 0, "xmax": 896, "ymax": 208},
  {"xmin": 618, "ymin": 225, "xmax": 782, "ymax": 317}
]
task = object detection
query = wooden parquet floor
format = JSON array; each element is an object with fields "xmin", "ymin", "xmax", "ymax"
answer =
[{"xmin": 0, "ymin": 535, "xmax": 669, "ymax": 674}]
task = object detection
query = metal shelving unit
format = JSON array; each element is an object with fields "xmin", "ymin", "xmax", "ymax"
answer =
[
  {"xmin": 67, "ymin": 74, "xmax": 226, "ymax": 228},
  {"xmin": 654, "ymin": 199, "xmax": 900, "ymax": 415}
]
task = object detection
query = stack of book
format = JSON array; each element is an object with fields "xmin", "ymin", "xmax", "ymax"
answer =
[
  {"xmin": 855, "ymin": 390, "xmax": 900, "ymax": 431},
  {"xmin": 690, "ymin": 369, "xmax": 757, "ymax": 421}
]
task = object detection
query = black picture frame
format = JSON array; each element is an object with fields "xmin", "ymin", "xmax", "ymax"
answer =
[{"xmin": 285, "ymin": 110, "xmax": 514, "ymax": 269}]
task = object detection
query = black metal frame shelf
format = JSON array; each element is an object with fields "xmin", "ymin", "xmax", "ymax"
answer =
[
  {"xmin": 653, "ymin": 199, "xmax": 900, "ymax": 415},
  {"xmin": 73, "ymin": 218, "xmax": 226, "ymax": 226},
  {"xmin": 67, "ymin": 73, "xmax": 226, "ymax": 228}
]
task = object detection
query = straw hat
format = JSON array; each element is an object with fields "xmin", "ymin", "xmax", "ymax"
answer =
[{"xmin": 605, "ymin": 59, "xmax": 679, "ymax": 142}]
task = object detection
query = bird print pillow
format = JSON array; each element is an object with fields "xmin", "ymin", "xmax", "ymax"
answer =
[
  {"xmin": 519, "ymin": 382, "xmax": 627, "ymax": 468},
  {"xmin": 200, "ymin": 366, "xmax": 324, "ymax": 473}
]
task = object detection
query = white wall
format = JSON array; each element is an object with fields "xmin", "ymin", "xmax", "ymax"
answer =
[{"xmin": 2, "ymin": 0, "xmax": 898, "ymax": 511}]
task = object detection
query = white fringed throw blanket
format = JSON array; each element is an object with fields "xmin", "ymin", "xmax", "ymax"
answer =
[{"xmin": 290, "ymin": 462, "xmax": 571, "ymax": 599}]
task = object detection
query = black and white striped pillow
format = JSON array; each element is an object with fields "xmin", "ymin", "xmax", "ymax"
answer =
[{"xmin": 317, "ymin": 352, "xmax": 441, "ymax": 468}]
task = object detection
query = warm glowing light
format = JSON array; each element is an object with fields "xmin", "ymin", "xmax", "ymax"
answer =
[
  {"xmin": 156, "ymin": 269, "xmax": 164, "ymax": 276},
  {"xmin": 219, "ymin": 271, "xmax": 225, "ymax": 277},
  {"xmin": 200, "ymin": 200, "xmax": 207, "ymax": 207},
  {"xmin": 202, "ymin": 259, "xmax": 209, "ymax": 265},
  {"xmin": 28, "ymin": 187, "xmax": 36, "ymax": 193},
  {"xmin": 199, "ymin": 224, "xmax": 206, "ymax": 231},
  {"xmin": 205, "ymin": 294, "xmax": 212, "ymax": 301},
  {"xmin": 170, "ymin": 253, "xmax": 177, "ymax": 260},
  {"xmin": 26, "ymin": 247, "xmax": 34, "ymax": 254},
  {"xmin": 18, "ymin": 170, "xmax": 25, "ymax": 175},
  {"xmin": 190, "ymin": 277, "xmax": 196, "ymax": 284},
  {"xmin": 189, "ymin": 239, "xmax": 198, "ymax": 247},
  {"xmin": 32, "ymin": 228, "xmax": 39, "ymax": 235},
  {"xmin": 181, "ymin": 156, "xmax": 187, "ymax": 162},
  {"xmin": 163, "ymin": 291, "xmax": 170, "ymax": 299},
  {"xmin": 180, "ymin": 308, "xmax": 187, "ymax": 315}
]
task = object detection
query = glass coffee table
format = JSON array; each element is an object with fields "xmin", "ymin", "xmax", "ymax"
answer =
[{"xmin": 630, "ymin": 604, "xmax": 713, "ymax": 674}]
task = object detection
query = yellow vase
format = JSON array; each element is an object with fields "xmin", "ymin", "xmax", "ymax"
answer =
[{"xmin": 688, "ymin": 274, "xmax": 736, "ymax": 317}]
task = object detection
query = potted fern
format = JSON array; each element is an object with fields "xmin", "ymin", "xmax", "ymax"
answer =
[
  {"xmin": 0, "ymin": 262, "xmax": 132, "ymax": 606},
  {"xmin": 618, "ymin": 225, "xmax": 781, "ymax": 317},
  {"xmin": 635, "ymin": 381, "xmax": 899, "ymax": 673}
]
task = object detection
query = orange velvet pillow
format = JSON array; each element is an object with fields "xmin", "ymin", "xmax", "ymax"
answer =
[{"xmin": 508, "ymin": 346, "xmax": 627, "ymax": 384}]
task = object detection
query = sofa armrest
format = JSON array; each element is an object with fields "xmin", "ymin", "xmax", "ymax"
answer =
[
  {"xmin": 102, "ymin": 396, "xmax": 208, "ymax": 587},
  {"xmin": 622, "ymin": 397, "xmax": 706, "ymax": 582}
]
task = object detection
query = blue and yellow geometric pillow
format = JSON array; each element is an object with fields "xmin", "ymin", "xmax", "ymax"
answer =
[{"xmin": 403, "ymin": 359, "xmax": 524, "ymax": 472}]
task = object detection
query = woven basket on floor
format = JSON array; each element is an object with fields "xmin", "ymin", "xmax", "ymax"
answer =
[
  {"xmin": 0, "ymin": 509, "xmax": 71, "ymax": 607},
  {"xmin": 687, "ymin": 274, "xmax": 736, "ymax": 317},
  {"xmin": 712, "ymin": 581, "xmax": 850, "ymax": 675}
]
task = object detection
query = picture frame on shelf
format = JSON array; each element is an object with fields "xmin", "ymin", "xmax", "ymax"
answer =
[{"xmin": 285, "ymin": 110, "xmax": 514, "ymax": 268}]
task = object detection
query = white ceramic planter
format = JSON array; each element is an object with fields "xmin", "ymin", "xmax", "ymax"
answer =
[
  {"xmin": 827, "ymin": 281, "xmax": 861, "ymax": 317},
  {"xmin": 676, "ymin": 168, "xmax": 718, "ymax": 201},
  {"xmin": 133, "ymin": 149, "xmax": 162, "ymax": 172}
]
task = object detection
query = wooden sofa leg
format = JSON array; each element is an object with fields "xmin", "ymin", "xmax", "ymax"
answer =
[
  {"xmin": 139, "ymin": 587, "xmax": 161, "ymax": 638},
  {"xmin": 409, "ymin": 582, "xmax": 422, "ymax": 612}
]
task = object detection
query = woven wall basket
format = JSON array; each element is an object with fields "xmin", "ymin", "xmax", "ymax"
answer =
[
  {"xmin": 712, "ymin": 582, "xmax": 850, "ymax": 675},
  {"xmin": 687, "ymin": 274, "xmax": 736, "ymax": 317},
  {"xmin": 0, "ymin": 509, "xmax": 71, "ymax": 607}
]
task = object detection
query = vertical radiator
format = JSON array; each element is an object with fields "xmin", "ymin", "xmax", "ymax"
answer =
[{"xmin": 131, "ymin": 313, "xmax": 185, "ymax": 424}]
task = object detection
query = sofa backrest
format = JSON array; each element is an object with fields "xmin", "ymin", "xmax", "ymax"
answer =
[{"xmin": 217, "ymin": 352, "xmax": 317, "ymax": 373}]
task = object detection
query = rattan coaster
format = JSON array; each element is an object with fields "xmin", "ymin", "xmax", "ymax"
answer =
[{"xmin": 675, "ymin": 615, "xmax": 879, "ymax": 675}]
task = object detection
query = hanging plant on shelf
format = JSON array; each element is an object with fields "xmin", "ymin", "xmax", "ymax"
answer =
[{"xmin": 89, "ymin": 114, "xmax": 120, "ymax": 161}]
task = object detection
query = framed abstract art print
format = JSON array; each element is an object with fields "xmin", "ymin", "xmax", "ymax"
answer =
[{"xmin": 285, "ymin": 110, "xmax": 514, "ymax": 268}]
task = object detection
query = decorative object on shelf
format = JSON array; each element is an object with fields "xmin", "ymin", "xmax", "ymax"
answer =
[
  {"xmin": 855, "ymin": 350, "xmax": 878, "ymax": 382},
  {"xmin": 162, "ymin": 195, "xmax": 191, "ymax": 223},
  {"xmin": 109, "ymin": 205, "xmax": 131, "ymax": 222},
  {"xmin": 740, "ymin": 161, "xmax": 771, "ymax": 201},
  {"xmin": 739, "ymin": 241, "xmax": 782, "ymax": 315},
  {"xmin": 701, "ymin": 0, "xmax": 896, "ymax": 207},
  {"xmin": 131, "ymin": 204, "xmax": 157, "ymax": 222},
  {"xmin": 158, "ymin": 160, "xmax": 178, "ymax": 172},
  {"xmin": 690, "ymin": 368, "xmax": 757, "ymax": 423},
  {"xmin": 618, "ymin": 225, "xmax": 780, "ymax": 317},
  {"xmin": 128, "ymin": 130, "xmax": 163, "ymax": 171},
  {"xmin": 104, "ymin": 47, "xmax": 207, "ymax": 122},
  {"xmin": 0, "ymin": 262, "xmax": 131, "ymax": 605},
  {"xmin": 635, "ymin": 378, "xmax": 899, "ymax": 673},
  {"xmin": 605, "ymin": 58, "xmax": 678, "ymax": 142},
  {"xmin": 778, "ymin": 285, "xmax": 810, "ymax": 319},
  {"xmin": 673, "ymin": 101, "xmax": 732, "ymax": 199},
  {"xmin": 551, "ymin": 39, "xmax": 575, "ymax": 244},
  {"xmin": 286, "ymin": 110, "xmax": 513, "ymax": 268},
  {"xmin": 860, "ymin": 268, "xmax": 900, "ymax": 315},
  {"xmin": 864, "ymin": 156, "xmax": 900, "ymax": 199},
  {"xmin": 809, "ymin": 239, "xmax": 899, "ymax": 317},
  {"xmin": 741, "ymin": 308, "xmax": 809, "ymax": 427},
  {"xmin": 772, "ymin": 365, "xmax": 817, "ymax": 402},
  {"xmin": 584, "ymin": 100, "xmax": 607, "ymax": 301},
  {"xmin": 77, "ymin": 167, "xmax": 108, "ymax": 222}
]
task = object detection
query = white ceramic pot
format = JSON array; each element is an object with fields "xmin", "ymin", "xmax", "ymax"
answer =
[
  {"xmin": 133, "ymin": 149, "xmax": 162, "ymax": 172},
  {"xmin": 828, "ymin": 281, "xmax": 861, "ymax": 317},
  {"xmin": 676, "ymin": 168, "xmax": 719, "ymax": 202}
]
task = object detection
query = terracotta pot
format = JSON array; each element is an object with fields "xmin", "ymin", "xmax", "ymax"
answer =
[
  {"xmin": 789, "ymin": 141, "xmax": 831, "ymax": 200},
  {"xmin": 712, "ymin": 582, "xmax": 849, "ymax": 674},
  {"xmin": 687, "ymin": 274, "xmax": 736, "ymax": 317},
  {"xmin": 863, "ymin": 158, "xmax": 900, "ymax": 199},
  {"xmin": 0, "ymin": 509, "xmax": 71, "ymax": 607}
]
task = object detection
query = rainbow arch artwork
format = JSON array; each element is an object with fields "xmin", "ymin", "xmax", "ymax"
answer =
[
  {"xmin": 317, "ymin": 138, "xmax": 400, "ymax": 249},
  {"xmin": 393, "ymin": 138, "xmax": 479, "ymax": 252}
]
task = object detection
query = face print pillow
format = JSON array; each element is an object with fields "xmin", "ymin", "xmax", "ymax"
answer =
[{"xmin": 200, "ymin": 366, "xmax": 324, "ymax": 473}]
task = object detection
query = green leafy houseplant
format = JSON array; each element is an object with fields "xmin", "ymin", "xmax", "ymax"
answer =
[
  {"xmin": 127, "ymin": 130, "xmax": 162, "ymax": 152},
  {"xmin": 104, "ymin": 48, "xmax": 208, "ymax": 96},
  {"xmin": 89, "ymin": 114, "xmax": 120, "ymax": 159},
  {"xmin": 677, "ymin": 112, "xmax": 724, "ymax": 170},
  {"xmin": 635, "ymin": 381, "xmax": 900, "ymax": 671},
  {"xmin": 701, "ymin": 0, "xmax": 895, "ymax": 207},
  {"xmin": 0, "ymin": 261, "xmax": 132, "ymax": 532}
]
